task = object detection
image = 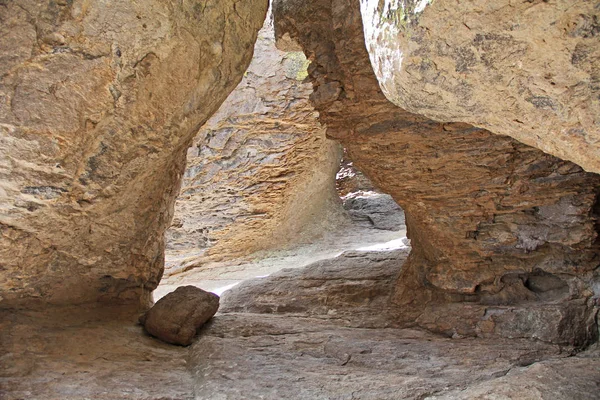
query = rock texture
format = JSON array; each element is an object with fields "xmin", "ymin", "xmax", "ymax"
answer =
[
  {"xmin": 335, "ymin": 150, "xmax": 376, "ymax": 196},
  {"xmin": 1, "ymin": 306, "xmax": 195, "ymax": 399},
  {"xmin": 3, "ymin": 250, "xmax": 599, "ymax": 399},
  {"xmin": 360, "ymin": 0, "xmax": 600, "ymax": 174},
  {"xmin": 220, "ymin": 250, "xmax": 409, "ymax": 327},
  {"xmin": 165, "ymin": 14, "xmax": 343, "ymax": 274},
  {"xmin": 343, "ymin": 193, "xmax": 406, "ymax": 231},
  {"xmin": 273, "ymin": 0, "xmax": 600, "ymax": 344},
  {"xmin": 0, "ymin": 0, "xmax": 268, "ymax": 307},
  {"xmin": 141, "ymin": 285, "xmax": 219, "ymax": 346},
  {"xmin": 190, "ymin": 251, "xmax": 600, "ymax": 399}
]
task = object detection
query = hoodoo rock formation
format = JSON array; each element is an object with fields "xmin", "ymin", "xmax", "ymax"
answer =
[
  {"xmin": 165, "ymin": 15, "xmax": 343, "ymax": 273},
  {"xmin": 273, "ymin": 0, "xmax": 600, "ymax": 345},
  {"xmin": 0, "ymin": 0, "xmax": 268, "ymax": 307}
]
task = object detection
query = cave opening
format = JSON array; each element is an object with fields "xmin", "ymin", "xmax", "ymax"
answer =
[{"xmin": 155, "ymin": 11, "xmax": 409, "ymax": 302}]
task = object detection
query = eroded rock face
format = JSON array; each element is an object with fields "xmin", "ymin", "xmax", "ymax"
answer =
[
  {"xmin": 360, "ymin": 0, "xmax": 600, "ymax": 173},
  {"xmin": 165, "ymin": 14, "xmax": 343, "ymax": 273},
  {"xmin": 273, "ymin": 0, "xmax": 600, "ymax": 344},
  {"xmin": 343, "ymin": 193, "xmax": 405, "ymax": 231},
  {"xmin": 141, "ymin": 285, "xmax": 219, "ymax": 346},
  {"xmin": 0, "ymin": 0, "xmax": 268, "ymax": 307}
]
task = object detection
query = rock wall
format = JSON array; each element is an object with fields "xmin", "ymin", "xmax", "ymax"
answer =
[
  {"xmin": 360, "ymin": 0, "xmax": 600, "ymax": 174},
  {"xmin": 273, "ymin": 0, "xmax": 600, "ymax": 345},
  {"xmin": 165, "ymin": 15, "xmax": 343, "ymax": 273},
  {"xmin": 0, "ymin": 0, "xmax": 268, "ymax": 308}
]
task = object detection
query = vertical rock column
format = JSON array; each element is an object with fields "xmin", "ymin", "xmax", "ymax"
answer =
[
  {"xmin": 273, "ymin": 0, "xmax": 600, "ymax": 345},
  {"xmin": 0, "ymin": 0, "xmax": 268, "ymax": 308}
]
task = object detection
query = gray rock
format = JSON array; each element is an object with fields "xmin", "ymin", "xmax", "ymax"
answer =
[
  {"xmin": 343, "ymin": 193, "xmax": 405, "ymax": 231},
  {"xmin": 141, "ymin": 286, "xmax": 219, "ymax": 346}
]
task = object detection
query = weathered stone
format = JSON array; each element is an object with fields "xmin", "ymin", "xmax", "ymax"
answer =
[
  {"xmin": 0, "ymin": 0, "xmax": 268, "ymax": 308},
  {"xmin": 221, "ymin": 250, "xmax": 409, "ymax": 327},
  {"xmin": 141, "ymin": 285, "xmax": 219, "ymax": 346},
  {"xmin": 360, "ymin": 0, "xmax": 600, "ymax": 174},
  {"xmin": 165, "ymin": 13, "xmax": 344, "ymax": 274},
  {"xmin": 187, "ymin": 253, "xmax": 598, "ymax": 399},
  {"xmin": 335, "ymin": 150, "xmax": 376, "ymax": 196},
  {"xmin": 432, "ymin": 351, "xmax": 600, "ymax": 400},
  {"xmin": 343, "ymin": 193, "xmax": 406, "ymax": 231},
  {"xmin": 0, "ymin": 306, "xmax": 195, "ymax": 399},
  {"xmin": 272, "ymin": 0, "xmax": 600, "ymax": 343}
]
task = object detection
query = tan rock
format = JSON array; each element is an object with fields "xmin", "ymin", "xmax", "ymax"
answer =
[
  {"xmin": 360, "ymin": 0, "xmax": 600, "ymax": 173},
  {"xmin": 273, "ymin": 0, "xmax": 600, "ymax": 342},
  {"xmin": 165, "ymin": 15, "xmax": 344, "ymax": 273},
  {"xmin": 0, "ymin": 0, "xmax": 268, "ymax": 308}
]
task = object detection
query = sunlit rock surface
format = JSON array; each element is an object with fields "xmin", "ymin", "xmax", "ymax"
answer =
[
  {"xmin": 360, "ymin": 0, "xmax": 600, "ymax": 173},
  {"xmin": 0, "ymin": 0, "xmax": 268, "ymax": 307},
  {"xmin": 165, "ymin": 14, "xmax": 343, "ymax": 273}
]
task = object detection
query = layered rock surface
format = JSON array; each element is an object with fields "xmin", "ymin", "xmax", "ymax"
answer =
[
  {"xmin": 273, "ymin": 0, "xmax": 600, "ymax": 344},
  {"xmin": 165, "ymin": 14, "xmax": 343, "ymax": 273},
  {"xmin": 361, "ymin": 0, "xmax": 600, "ymax": 174},
  {"xmin": 191, "ymin": 250, "xmax": 600, "ymax": 399},
  {"xmin": 0, "ymin": 0, "xmax": 268, "ymax": 307}
]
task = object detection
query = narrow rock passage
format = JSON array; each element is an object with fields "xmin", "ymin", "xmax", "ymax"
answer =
[{"xmin": 157, "ymin": 194, "xmax": 407, "ymax": 301}]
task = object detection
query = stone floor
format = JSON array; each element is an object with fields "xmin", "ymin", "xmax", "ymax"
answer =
[
  {"xmin": 192, "ymin": 314, "xmax": 600, "ymax": 400},
  {"xmin": 0, "ymin": 306, "xmax": 194, "ymax": 400},
  {"xmin": 2, "ymin": 249, "xmax": 599, "ymax": 399}
]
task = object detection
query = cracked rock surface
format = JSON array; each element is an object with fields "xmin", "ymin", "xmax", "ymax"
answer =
[
  {"xmin": 361, "ymin": 0, "xmax": 600, "ymax": 174},
  {"xmin": 190, "ymin": 250, "xmax": 600, "ymax": 399}
]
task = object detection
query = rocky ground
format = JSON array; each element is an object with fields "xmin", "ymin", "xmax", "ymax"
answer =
[
  {"xmin": 0, "ymin": 306, "xmax": 195, "ymax": 400},
  {"xmin": 3, "ymin": 185, "xmax": 599, "ymax": 400},
  {"xmin": 158, "ymin": 190, "xmax": 407, "ymax": 300},
  {"xmin": 4, "ymin": 247, "xmax": 598, "ymax": 399},
  {"xmin": 191, "ymin": 249, "xmax": 600, "ymax": 400}
]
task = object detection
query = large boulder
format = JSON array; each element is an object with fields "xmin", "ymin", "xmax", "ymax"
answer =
[
  {"xmin": 0, "ymin": 0, "xmax": 268, "ymax": 308},
  {"xmin": 360, "ymin": 0, "xmax": 600, "ymax": 173},
  {"xmin": 141, "ymin": 286, "xmax": 219, "ymax": 346}
]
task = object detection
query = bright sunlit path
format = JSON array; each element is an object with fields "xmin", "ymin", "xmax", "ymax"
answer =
[{"xmin": 357, "ymin": 237, "xmax": 409, "ymax": 252}]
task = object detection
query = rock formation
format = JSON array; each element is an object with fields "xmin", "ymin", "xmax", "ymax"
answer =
[
  {"xmin": 165, "ymin": 14, "xmax": 343, "ymax": 273},
  {"xmin": 361, "ymin": 0, "xmax": 600, "ymax": 174},
  {"xmin": 1, "ymin": 0, "xmax": 600, "ymax": 397},
  {"xmin": 273, "ymin": 0, "xmax": 600, "ymax": 345},
  {"xmin": 0, "ymin": 0, "xmax": 268, "ymax": 308},
  {"xmin": 335, "ymin": 150, "xmax": 376, "ymax": 196}
]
